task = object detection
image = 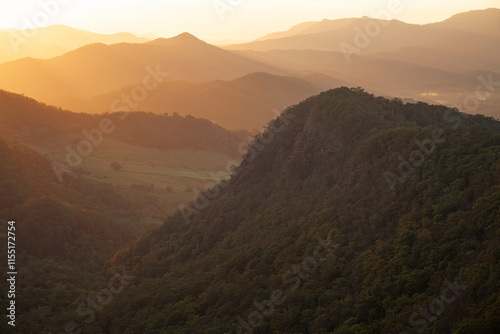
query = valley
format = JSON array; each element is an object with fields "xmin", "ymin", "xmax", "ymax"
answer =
[{"xmin": 0, "ymin": 5, "xmax": 498, "ymax": 334}]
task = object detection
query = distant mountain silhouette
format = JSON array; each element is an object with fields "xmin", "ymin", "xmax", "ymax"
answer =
[
  {"xmin": 0, "ymin": 9, "xmax": 498, "ymax": 127},
  {"xmin": 0, "ymin": 32, "xmax": 287, "ymax": 104},
  {"xmin": 226, "ymin": 9, "xmax": 500, "ymax": 72},
  {"xmin": 429, "ymin": 8, "xmax": 500, "ymax": 36},
  {"xmin": 253, "ymin": 18, "xmax": 359, "ymax": 41},
  {"xmin": 146, "ymin": 32, "xmax": 207, "ymax": 47},
  {"xmin": 59, "ymin": 72, "xmax": 321, "ymax": 131},
  {"xmin": 232, "ymin": 49, "xmax": 476, "ymax": 94},
  {"xmin": 0, "ymin": 25, "xmax": 148, "ymax": 64},
  {"xmin": 229, "ymin": 47, "xmax": 499, "ymax": 119}
]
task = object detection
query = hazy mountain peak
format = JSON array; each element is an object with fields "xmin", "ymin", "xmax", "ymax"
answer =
[
  {"xmin": 446, "ymin": 7, "xmax": 500, "ymax": 20},
  {"xmin": 148, "ymin": 32, "xmax": 207, "ymax": 46},
  {"xmin": 430, "ymin": 7, "xmax": 500, "ymax": 35}
]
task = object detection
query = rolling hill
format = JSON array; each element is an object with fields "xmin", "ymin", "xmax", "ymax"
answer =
[
  {"xmin": 0, "ymin": 89, "xmax": 248, "ymax": 156},
  {"xmin": 0, "ymin": 89, "xmax": 250, "ymax": 220},
  {"xmin": 0, "ymin": 133, "xmax": 165, "ymax": 334},
  {"xmin": 59, "ymin": 72, "xmax": 322, "ymax": 131}
]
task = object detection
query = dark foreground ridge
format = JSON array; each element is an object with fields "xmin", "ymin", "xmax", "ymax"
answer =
[
  {"xmin": 16, "ymin": 87, "xmax": 500, "ymax": 333},
  {"xmin": 102, "ymin": 88, "xmax": 500, "ymax": 333}
]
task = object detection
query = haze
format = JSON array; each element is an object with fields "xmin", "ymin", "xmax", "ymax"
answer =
[
  {"xmin": 0, "ymin": 0, "xmax": 498, "ymax": 43},
  {"xmin": 0, "ymin": 0, "xmax": 499, "ymax": 332}
]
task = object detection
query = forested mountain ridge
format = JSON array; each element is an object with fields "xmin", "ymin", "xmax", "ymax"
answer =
[
  {"xmin": 0, "ymin": 89, "xmax": 248, "ymax": 156},
  {"xmin": 0, "ymin": 136, "xmax": 153, "ymax": 333},
  {"xmin": 74, "ymin": 88, "xmax": 500, "ymax": 333}
]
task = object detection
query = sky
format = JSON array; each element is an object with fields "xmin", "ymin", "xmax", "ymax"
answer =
[{"xmin": 0, "ymin": 0, "xmax": 498, "ymax": 43}]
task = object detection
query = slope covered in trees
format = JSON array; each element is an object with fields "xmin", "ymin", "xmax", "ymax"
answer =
[
  {"xmin": 0, "ymin": 89, "xmax": 248, "ymax": 156},
  {"xmin": 0, "ymin": 137, "xmax": 154, "ymax": 333},
  {"xmin": 79, "ymin": 88, "xmax": 500, "ymax": 334}
]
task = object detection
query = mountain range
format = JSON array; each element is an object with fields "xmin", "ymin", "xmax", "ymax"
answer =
[
  {"xmin": 0, "ymin": 32, "xmax": 285, "ymax": 103},
  {"xmin": 226, "ymin": 8, "xmax": 499, "ymax": 73},
  {"xmin": 0, "ymin": 9, "xmax": 499, "ymax": 333},
  {"xmin": 59, "ymin": 72, "xmax": 321, "ymax": 131},
  {"xmin": 0, "ymin": 8, "xmax": 498, "ymax": 133}
]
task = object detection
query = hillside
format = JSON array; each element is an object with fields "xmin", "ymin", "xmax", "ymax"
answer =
[
  {"xmin": 60, "ymin": 72, "xmax": 322, "ymax": 131},
  {"xmin": 0, "ymin": 89, "xmax": 252, "ymax": 333},
  {"xmin": 0, "ymin": 89, "xmax": 250, "ymax": 224},
  {"xmin": 0, "ymin": 135, "xmax": 154, "ymax": 334},
  {"xmin": 0, "ymin": 89, "xmax": 248, "ymax": 156},
  {"xmin": 0, "ymin": 25, "xmax": 148, "ymax": 64},
  {"xmin": 0, "ymin": 33, "xmax": 287, "ymax": 104},
  {"xmin": 46, "ymin": 88, "xmax": 499, "ymax": 333}
]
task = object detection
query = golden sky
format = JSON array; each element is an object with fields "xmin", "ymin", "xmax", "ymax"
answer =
[{"xmin": 0, "ymin": 0, "xmax": 499, "ymax": 43}]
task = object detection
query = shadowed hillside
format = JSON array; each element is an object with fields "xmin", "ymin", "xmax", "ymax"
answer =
[
  {"xmin": 58, "ymin": 88, "xmax": 500, "ymax": 334},
  {"xmin": 0, "ymin": 89, "xmax": 248, "ymax": 156}
]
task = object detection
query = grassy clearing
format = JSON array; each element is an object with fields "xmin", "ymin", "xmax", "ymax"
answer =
[{"xmin": 22, "ymin": 133, "xmax": 239, "ymax": 223}]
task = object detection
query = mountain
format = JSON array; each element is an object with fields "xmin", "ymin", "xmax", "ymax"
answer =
[
  {"xmin": 228, "ymin": 48, "xmax": 500, "ymax": 119},
  {"xmin": 0, "ymin": 25, "xmax": 149, "ymax": 64},
  {"xmin": 59, "ymin": 72, "xmax": 322, "ymax": 131},
  {"xmin": 0, "ymin": 33, "xmax": 287, "ymax": 104},
  {"xmin": 0, "ymin": 89, "xmax": 250, "ymax": 221},
  {"xmin": 429, "ymin": 8, "xmax": 500, "ymax": 36},
  {"xmin": 0, "ymin": 132, "xmax": 165, "ymax": 334},
  {"xmin": 253, "ymin": 17, "xmax": 359, "ymax": 41},
  {"xmin": 0, "ymin": 89, "xmax": 252, "ymax": 333},
  {"xmin": 233, "ymin": 50, "xmax": 478, "ymax": 96},
  {"xmin": 0, "ymin": 89, "xmax": 248, "ymax": 156},
  {"xmin": 48, "ymin": 87, "xmax": 498, "ymax": 334},
  {"xmin": 225, "ymin": 9, "xmax": 500, "ymax": 73},
  {"xmin": 0, "ymin": 137, "xmax": 142, "ymax": 259},
  {"xmin": 253, "ymin": 9, "xmax": 500, "ymax": 43}
]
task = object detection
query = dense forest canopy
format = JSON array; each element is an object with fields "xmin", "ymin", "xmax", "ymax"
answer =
[
  {"xmin": 1, "ymin": 87, "xmax": 498, "ymax": 333},
  {"xmin": 0, "ymin": 90, "xmax": 248, "ymax": 156},
  {"xmin": 87, "ymin": 88, "xmax": 498, "ymax": 333}
]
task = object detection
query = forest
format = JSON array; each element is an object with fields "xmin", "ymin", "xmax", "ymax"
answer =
[
  {"xmin": 0, "ymin": 90, "xmax": 248, "ymax": 156},
  {"xmin": 3, "ymin": 87, "xmax": 495, "ymax": 333}
]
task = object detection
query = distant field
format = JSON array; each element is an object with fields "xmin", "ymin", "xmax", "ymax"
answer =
[{"xmin": 22, "ymin": 133, "xmax": 239, "ymax": 222}]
